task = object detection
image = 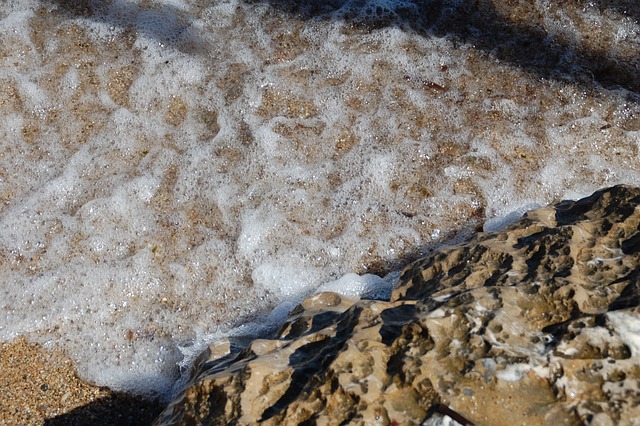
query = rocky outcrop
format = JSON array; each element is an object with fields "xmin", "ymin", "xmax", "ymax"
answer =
[{"xmin": 155, "ymin": 185, "xmax": 640, "ymax": 425}]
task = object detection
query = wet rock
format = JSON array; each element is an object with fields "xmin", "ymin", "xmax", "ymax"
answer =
[{"xmin": 156, "ymin": 185, "xmax": 640, "ymax": 425}]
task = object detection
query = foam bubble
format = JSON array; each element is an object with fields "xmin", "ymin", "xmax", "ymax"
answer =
[
  {"xmin": 607, "ymin": 311, "xmax": 640, "ymax": 357},
  {"xmin": 316, "ymin": 271, "xmax": 397, "ymax": 300},
  {"xmin": 483, "ymin": 203, "xmax": 541, "ymax": 232}
]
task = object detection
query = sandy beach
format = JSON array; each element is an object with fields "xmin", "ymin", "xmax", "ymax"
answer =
[{"xmin": 0, "ymin": 338, "xmax": 163, "ymax": 426}]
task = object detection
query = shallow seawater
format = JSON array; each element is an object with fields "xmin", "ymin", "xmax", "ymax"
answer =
[{"xmin": 0, "ymin": 0, "xmax": 639, "ymax": 398}]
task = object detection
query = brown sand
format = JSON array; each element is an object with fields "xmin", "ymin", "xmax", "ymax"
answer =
[{"xmin": 0, "ymin": 338, "xmax": 163, "ymax": 426}]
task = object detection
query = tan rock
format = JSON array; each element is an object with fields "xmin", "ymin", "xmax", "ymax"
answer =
[{"xmin": 156, "ymin": 186, "xmax": 640, "ymax": 425}]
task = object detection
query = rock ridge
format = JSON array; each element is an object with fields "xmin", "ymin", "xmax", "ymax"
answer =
[{"xmin": 155, "ymin": 185, "xmax": 640, "ymax": 425}]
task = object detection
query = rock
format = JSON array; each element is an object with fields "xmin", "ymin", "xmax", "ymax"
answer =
[{"xmin": 155, "ymin": 185, "xmax": 640, "ymax": 425}]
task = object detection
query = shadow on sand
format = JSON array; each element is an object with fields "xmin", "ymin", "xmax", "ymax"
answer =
[
  {"xmin": 44, "ymin": 0, "xmax": 196, "ymax": 51},
  {"xmin": 248, "ymin": 0, "xmax": 640, "ymax": 94},
  {"xmin": 44, "ymin": 392, "xmax": 163, "ymax": 426},
  {"xmin": 46, "ymin": 0, "xmax": 639, "ymax": 94}
]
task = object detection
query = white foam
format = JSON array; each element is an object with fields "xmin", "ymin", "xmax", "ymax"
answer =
[
  {"xmin": 483, "ymin": 203, "xmax": 541, "ymax": 232},
  {"xmin": 316, "ymin": 271, "xmax": 397, "ymax": 300},
  {"xmin": 422, "ymin": 414, "xmax": 464, "ymax": 426},
  {"xmin": 252, "ymin": 259, "xmax": 319, "ymax": 298},
  {"xmin": 607, "ymin": 311, "xmax": 640, "ymax": 357}
]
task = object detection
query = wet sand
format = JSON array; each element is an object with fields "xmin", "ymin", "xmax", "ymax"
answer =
[{"xmin": 0, "ymin": 338, "xmax": 163, "ymax": 426}]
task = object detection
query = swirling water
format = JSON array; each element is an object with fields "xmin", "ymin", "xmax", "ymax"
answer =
[{"xmin": 0, "ymin": 0, "xmax": 639, "ymax": 398}]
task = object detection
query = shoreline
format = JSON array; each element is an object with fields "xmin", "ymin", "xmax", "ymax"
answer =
[
  {"xmin": 1, "ymin": 0, "xmax": 639, "ymax": 419},
  {"xmin": 0, "ymin": 338, "xmax": 163, "ymax": 426}
]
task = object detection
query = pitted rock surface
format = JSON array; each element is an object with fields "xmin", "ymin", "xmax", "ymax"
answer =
[{"xmin": 155, "ymin": 185, "xmax": 640, "ymax": 425}]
